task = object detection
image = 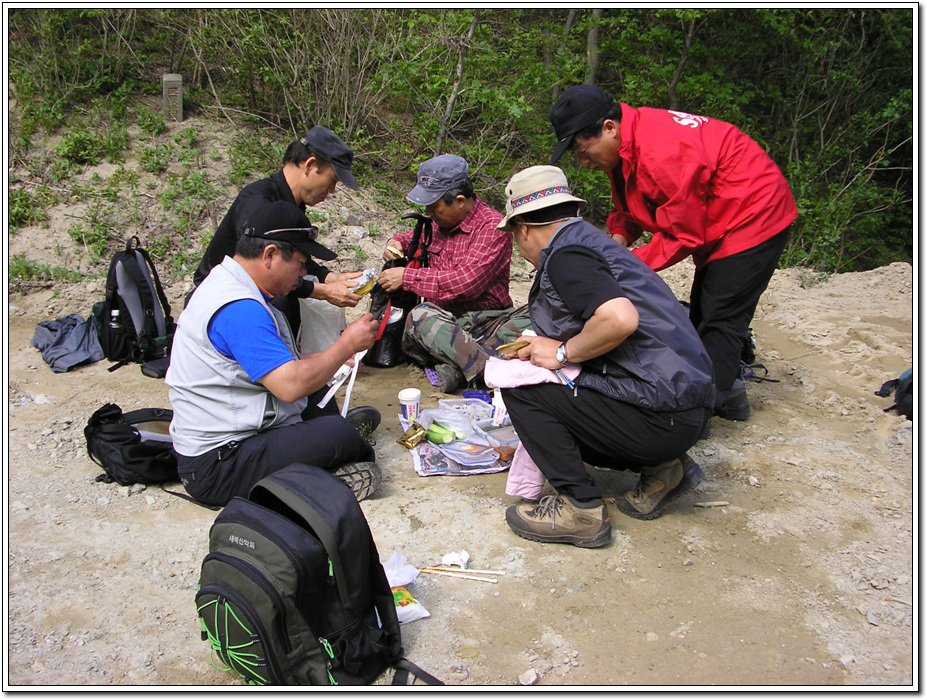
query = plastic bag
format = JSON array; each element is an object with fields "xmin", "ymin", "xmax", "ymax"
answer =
[{"xmin": 298, "ymin": 276, "xmax": 347, "ymax": 354}]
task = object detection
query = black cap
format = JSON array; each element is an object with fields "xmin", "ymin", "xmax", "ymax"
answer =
[
  {"xmin": 301, "ymin": 126, "xmax": 359, "ymax": 190},
  {"xmin": 548, "ymin": 85, "xmax": 615, "ymax": 164},
  {"xmin": 243, "ymin": 201, "xmax": 337, "ymax": 261}
]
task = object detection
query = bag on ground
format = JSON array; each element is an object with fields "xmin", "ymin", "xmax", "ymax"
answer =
[
  {"xmin": 875, "ymin": 368, "xmax": 913, "ymax": 420},
  {"xmin": 84, "ymin": 403, "xmax": 178, "ymax": 485},
  {"xmin": 92, "ymin": 236, "xmax": 176, "ymax": 370},
  {"xmin": 195, "ymin": 463, "xmax": 440, "ymax": 686}
]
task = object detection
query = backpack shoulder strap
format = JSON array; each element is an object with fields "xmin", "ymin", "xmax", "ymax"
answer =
[
  {"xmin": 391, "ymin": 658, "xmax": 443, "ymax": 686},
  {"xmin": 250, "ymin": 468, "xmax": 353, "ymax": 610},
  {"xmin": 133, "ymin": 243, "xmax": 174, "ymax": 324}
]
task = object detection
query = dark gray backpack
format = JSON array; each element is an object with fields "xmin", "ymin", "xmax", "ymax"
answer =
[
  {"xmin": 92, "ymin": 236, "xmax": 175, "ymax": 371},
  {"xmin": 195, "ymin": 463, "xmax": 440, "ymax": 686}
]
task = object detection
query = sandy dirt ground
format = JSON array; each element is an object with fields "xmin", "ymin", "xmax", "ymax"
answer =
[{"xmin": 4, "ymin": 117, "xmax": 915, "ymax": 688}]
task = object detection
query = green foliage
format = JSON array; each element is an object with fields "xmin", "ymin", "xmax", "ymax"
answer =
[
  {"xmin": 7, "ymin": 7, "xmax": 914, "ymax": 274},
  {"xmin": 8, "ymin": 253, "xmax": 86, "ymax": 284},
  {"xmin": 139, "ymin": 143, "xmax": 176, "ymax": 173},
  {"xmin": 9, "ymin": 187, "xmax": 50, "ymax": 228},
  {"xmin": 137, "ymin": 105, "xmax": 166, "ymax": 136}
]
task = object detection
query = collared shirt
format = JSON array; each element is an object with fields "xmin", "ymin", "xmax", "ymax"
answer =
[
  {"xmin": 392, "ymin": 196, "xmax": 513, "ymax": 314},
  {"xmin": 605, "ymin": 103, "xmax": 797, "ymax": 271}
]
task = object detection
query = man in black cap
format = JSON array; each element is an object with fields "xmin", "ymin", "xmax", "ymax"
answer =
[
  {"xmin": 167, "ymin": 201, "xmax": 382, "ymax": 507},
  {"xmin": 191, "ymin": 126, "xmax": 366, "ymax": 335},
  {"xmin": 548, "ymin": 85, "xmax": 797, "ymax": 423}
]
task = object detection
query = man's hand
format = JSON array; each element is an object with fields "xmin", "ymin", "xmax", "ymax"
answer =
[
  {"xmin": 515, "ymin": 336, "xmax": 562, "ymax": 370},
  {"xmin": 383, "ymin": 239, "xmax": 404, "ymax": 261},
  {"xmin": 311, "ymin": 279, "xmax": 363, "ymax": 308},
  {"xmin": 377, "ymin": 266, "xmax": 405, "ymax": 294},
  {"xmin": 342, "ymin": 313, "xmax": 379, "ymax": 353},
  {"xmin": 610, "ymin": 232, "xmax": 630, "ymax": 247},
  {"xmin": 327, "ymin": 270, "xmax": 364, "ymax": 289}
]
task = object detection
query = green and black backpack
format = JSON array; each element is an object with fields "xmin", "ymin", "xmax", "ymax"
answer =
[{"xmin": 195, "ymin": 463, "xmax": 440, "ymax": 686}]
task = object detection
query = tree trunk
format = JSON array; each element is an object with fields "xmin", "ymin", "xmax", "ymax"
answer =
[
  {"xmin": 435, "ymin": 11, "xmax": 481, "ymax": 156},
  {"xmin": 667, "ymin": 18, "xmax": 697, "ymax": 110},
  {"xmin": 583, "ymin": 8, "xmax": 603, "ymax": 85}
]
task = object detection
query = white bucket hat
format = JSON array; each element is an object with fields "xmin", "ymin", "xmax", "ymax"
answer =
[{"xmin": 498, "ymin": 165, "xmax": 586, "ymax": 229}]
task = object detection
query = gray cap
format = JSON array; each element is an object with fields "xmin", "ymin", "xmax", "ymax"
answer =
[{"xmin": 406, "ymin": 154, "xmax": 469, "ymax": 206}]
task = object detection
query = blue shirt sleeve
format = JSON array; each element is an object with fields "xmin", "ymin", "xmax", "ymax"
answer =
[{"xmin": 208, "ymin": 299, "xmax": 297, "ymax": 382}]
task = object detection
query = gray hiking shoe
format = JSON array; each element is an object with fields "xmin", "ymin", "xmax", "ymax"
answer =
[
  {"xmin": 435, "ymin": 364, "xmax": 466, "ymax": 394},
  {"xmin": 617, "ymin": 454, "xmax": 704, "ymax": 520},
  {"xmin": 505, "ymin": 495, "xmax": 612, "ymax": 548},
  {"xmin": 346, "ymin": 406, "xmax": 381, "ymax": 445},
  {"xmin": 332, "ymin": 461, "xmax": 382, "ymax": 501}
]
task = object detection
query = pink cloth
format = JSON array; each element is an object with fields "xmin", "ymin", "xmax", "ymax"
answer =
[
  {"xmin": 505, "ymin": 442, "xmax": 546, "ymax": 500},
  {"xmin": 483, "ymin": 356, "xmax": 580, "ymax": 389},
  {"xmin": 483, "ymin": 357, "xmax": 580, "ymax": 499}
]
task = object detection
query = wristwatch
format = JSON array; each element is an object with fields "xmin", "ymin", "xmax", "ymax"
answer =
[{"xmin": 555, "ymin": 342, "xmax": 570, "ymax": 365}]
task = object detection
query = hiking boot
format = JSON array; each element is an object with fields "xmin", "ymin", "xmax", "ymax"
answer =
[
  {"xmin": 332, "ymin": 461, "xmax": 382, "ymax": 501},
  {"xmin": 505, "ymin": 495, "xmax": 611, "ymax": 548},
  {"xmin": 435, "ymin": 364, "xmax": 466, "ymax": 394},
  {"xmin": 346, "ymin": 406, "xmax": 381, "ymax": 445},
  {"xmin": 714, "ymin": 379, "xmax": 750, "ymax": 421},
  {"xmin": 617, "ymin": 454, "xmax": 704, "ymax": 521}
]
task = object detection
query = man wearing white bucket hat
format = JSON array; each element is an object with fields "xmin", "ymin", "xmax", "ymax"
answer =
[{"xmin": 496, "ymin": 166, "xmax": 714, "ymax": 547}]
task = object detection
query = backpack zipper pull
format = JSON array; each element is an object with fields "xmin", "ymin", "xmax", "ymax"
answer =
[{"xmin": 320, "ymin": 637, "xmax": 338, "ymax": 685}]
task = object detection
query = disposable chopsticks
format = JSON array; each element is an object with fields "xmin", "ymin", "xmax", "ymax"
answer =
[{"xmin": 418, "ymin": 567, "xmax": 502, "ymax": 583}]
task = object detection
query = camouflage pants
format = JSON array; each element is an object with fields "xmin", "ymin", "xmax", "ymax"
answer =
[{"xmin": 401, "ymin": 302, "xmax": 533, "ymax": 382}]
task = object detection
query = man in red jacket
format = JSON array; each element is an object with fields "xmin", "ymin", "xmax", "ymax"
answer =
[{"xmin": 549, "ymin": 85, "xmax": 797, "ymax": 421}]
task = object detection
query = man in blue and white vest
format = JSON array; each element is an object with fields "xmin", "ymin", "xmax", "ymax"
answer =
[
  {"xmin": 166, "ymin": 201, "xmax": 381, "ymax": 507},
  {"xmin": 496, "ymin": 166, "xmax": 715, "ymax": 548}
]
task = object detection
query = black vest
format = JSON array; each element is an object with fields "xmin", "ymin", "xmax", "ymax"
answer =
[{"xmin": 530, "ymin": 218, "xmax": 715, "ymax": 412}]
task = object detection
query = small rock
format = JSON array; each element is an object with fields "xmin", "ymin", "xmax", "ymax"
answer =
[
  {"xmin": 748, "ymin": 476, "xmax": 759, "ymax": 486},
  {"xmin": 97, "ymin": 498, "xmax": 110, "ymax": 506},
  {"xmin": 130, "ymin": 483, "xmax": 147, "ymax": 495},
  {"xmin": 867, "ymin": 611, "xmax": 879, "ymax": 626},
  {"xmin": 839, "ymin": 654, "xmax": 855, "ymax": 668},
  {"xmin": 145, "ymin": 496, "xmax": 156, "ymax": 506},
  {"xmin": 519, "ymin": 669, "xmax": 538, "ymax": 686},
  {"xmin": 646, "ymin": 632, "xmax": 659, "ymax": 642}
]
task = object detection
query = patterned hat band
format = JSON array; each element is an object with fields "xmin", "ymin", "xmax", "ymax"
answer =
[{"xmin": 511, "ymin": 185, "xmax": 572, "ymax": 209}]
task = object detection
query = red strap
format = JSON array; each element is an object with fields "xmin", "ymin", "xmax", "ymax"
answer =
[{"xmin": 375, "ymin": 299, "xmax": 392, "ymax": 341}]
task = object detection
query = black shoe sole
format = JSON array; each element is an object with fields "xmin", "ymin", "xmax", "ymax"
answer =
[
  {"xmin": 617, "ymin": 455, "xmax": 705, "ymax": 521},
  {"xmin": 332, "ymin": 462, "xmax": 382, "ymax": 501},
  {"xmin": 504, "ymin": 509, "xmax": 612, "ymax": 548}
]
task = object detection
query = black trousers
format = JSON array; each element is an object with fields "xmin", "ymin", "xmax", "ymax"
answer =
[
  {"xmin": 502, "ymin": 383, "xmax": 710, "ymax": 505},
  {"xmin": 175, "ymin": 388, "xmax": 375, "ymax": 507},
  {"xmin": 688, "ymin": 226, "xmax": 790, "ymax": 403}
]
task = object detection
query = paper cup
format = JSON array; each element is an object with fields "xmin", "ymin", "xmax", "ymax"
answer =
[{"xmin": 398, "ymin": 388, "xmax": 422, "ymax": 422}]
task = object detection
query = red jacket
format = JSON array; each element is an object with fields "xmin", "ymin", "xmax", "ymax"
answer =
[{"xmin": 605, "ymin": 104, "xmax": 797, "ymax": 271}]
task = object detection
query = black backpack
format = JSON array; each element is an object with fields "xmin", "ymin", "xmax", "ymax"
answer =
[
  {"xmin": 876, "ymin": 369, "xmax": 913, "ymax": 420},
  {"xmin": 366, "ymin": 213, "xmax": 431, "ymax": 368},
  {"xmin": 195, "ymin": 463, "xmax": 440, "ymax": 686},
  {"xmin": 93, "ymin": 236, "xmax": 176, "ymax": 371},
  {"xmin": 84, "ymin": 403, "xmax": 178, "ymax": 485}
]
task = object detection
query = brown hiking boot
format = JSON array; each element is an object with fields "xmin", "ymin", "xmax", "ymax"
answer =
[
  {"xmin": 505, "ymin": 495, "xmax": 611, "ymax": 548},
  {"xmin": 617, "ymin": 454, "xmax": 704, "ymax": 520}
]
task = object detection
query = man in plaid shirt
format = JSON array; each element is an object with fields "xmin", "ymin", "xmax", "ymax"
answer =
[{"xmin": 378, "ymin": 154, "xmax": 532, "ymax": 392}]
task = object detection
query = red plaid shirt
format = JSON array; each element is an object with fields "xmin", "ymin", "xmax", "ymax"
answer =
[{"xmin": 392, "ymin": 196, "xmax": 513, "ymax": 314}]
